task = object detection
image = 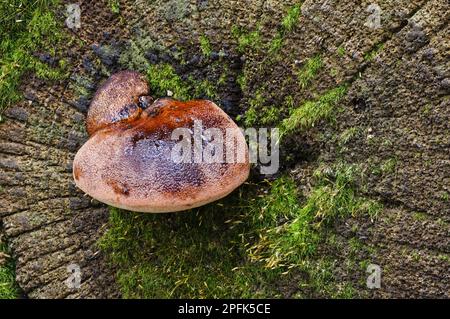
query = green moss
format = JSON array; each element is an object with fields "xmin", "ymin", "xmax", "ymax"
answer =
[
  {"xmin": 422, "ymin": 104, "xmax": 432, "ymax": 116},
  {"xmin": 123, "ymin": 34, "xmax": 237, "ymax": 102},
  {"xmin": 231, "ymin": 25, "xmax": 261, "ymax": 52},
  {"xmin": 290, "ymin": 257, "xmax": 358, "ymax": 298},
  {"xmin": 338, "ymin": 127, "xmax": 360, "ymax": 146},
  {"xmin": 364, "ymin": 43, "xmax": 384, "ymax": 61},
  {"xmin": 232, "ymin": 3, "xmax": 303, "ymax": 55},
  {"xmin": 410, "ymin": 250, "xmax": 421, "ymax": 262},
  {"xmin": 305, "ymin": 259, "xmax": 359, "ymax": 298},
  {"xmin": 297, "ymin": 55, "xmax": 323, "ymax": 89},
  {"xmin": 237, "ymin": 73, "xmax": 247, "ymax": 91},
  {"xmin": 109, "ymin": 0, "xmax": 120, "ymax": 14},
  {"xmin": 243, "ymin": 106, "xmax": 258, "ymax": 127},
  {"xmin": 243, "ymin": 89, "xmax": 265, "ymax": 126},
  {"xmin": 245, "ymin": 176, "xmax": 320, "ymax": 268},
  {"xmin": 380, "ymin": 158, "xmax": 397, "ymax": 174},
  {"xmin": 309, "ymin": 164, "xmax": 382, "ymax": 222},
  {"xmin": 196, "ymin": 79, "xmax": 221, "ymax": 100},
  {"xmin": 330, "ymin": 68, "xmax": 339, "ymax": 78},
  {"xmin": 0, "ymin": 0, "xmax": 66, "ymax": 113},
  {"xmin": 268, "ymin": 33, "xmax": 284, "ymax": 54},
  {"xmin": 348, "ymin": 237, "xmax": 366, "ymax": 256},
  {"xmin": 244, "ymin": 88, "xmax": 342, "ymax": 129},
  {"xmin": 337, "ymin": 46, "xmax": 346, "ymax": 57},
  {"xmin": 260, "ymin": 108, "xmax": 281, "ymax": 126},
  {"xmin": 280, "ymin": 85, "xmax": 347, "ymax": 138},
  {"xmin": 371, "ymin": 157, "xmax": 398, "ymax": 176},
  {"xmin": 412, "ymin": 212, "xmax": 427, "ymax": 221},
  {"xmin": 100, "ymin": 162, "xmax": 380, "ymax": 298},
  {"xmin": 33, "ymin": 59, "xmax": 67, "ymax": 80},
  {"xmin": 267, "ymin": 3, "xmax": 303, "ymax": 54},
  {"xmin": 70, "ymin": 75, "xmax": 95, "ymax": 102},
  {"xmin": 99, "ymin": 182, "xmax": 285, "ymax": 298},
  {"xmin": 99, "ymin": 185, "xmax": 282, "ymax": 298},
  {"xmin": 281, "ymin": 4, "xmax": 302, "ymax": 32},
  {"xmin": 199, "ymin": 35, "xmax": 212, "ymax": 58},
  {"xmin": 217, "ymin": 68, "xmax": 228, "ymax": 86},
  {"xmin": 119, "ymin": 37, "xmax": 161, "ymax": 72},
  {"xmin": 0, "ymin": 241, "xmax": 19, "ymax": 299},
  {"xmin": 147, "ymin": 64, "xmax": 191, "ymax": 100},
  {"xmin": 283, "ymin": 95, "xmax": 295, "ymax": 109},
  {"xmin": 145, "ymin": 61, "xmax": 226, "ymax": 102},
  {"xmin": 242, "ymin": 89, "xmax": 282, "ymax": 127}
]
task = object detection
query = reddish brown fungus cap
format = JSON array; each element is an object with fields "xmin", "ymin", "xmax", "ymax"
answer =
[{"xmin": 73, "ymin": 71, "xmax": 250, "ymax": 213}]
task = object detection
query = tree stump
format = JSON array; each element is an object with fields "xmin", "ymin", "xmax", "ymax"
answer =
[{"xmin": 0, "ymin": 0, "xmax": 448, "ymax": 298}]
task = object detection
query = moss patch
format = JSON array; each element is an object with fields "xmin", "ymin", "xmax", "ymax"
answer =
[
  {"xmin": 364, "ymin": 43, "xmax": 384, "ymax": 61},
  {"xmin": 269, "ymin": 3, "xmax": 302, "ymax": 54},
  {"xmin": 0, "ymin": 0, "xmax": 68, "ymax": 113},
  {"xmin": 146, "ymin": 63, "xmax": 221, "ymax": 101},
  {"xmin": 241, "ymin": 91, "xmax": 297, "ymax": 128},
  {"xmin": 280, "ymin": 86, "xmax": 347, "ymax": 138},
  {"xmin": 147, "ymin": 63, "xmax": 191, "ymax": 100},
  {"xmin": 297, "ymin": 55, "xmax": 323, "ymax": 89},
  {"xmin": 99, "ymin": 185, "xmax": 279, "ymax": 298},
  {"xmin": 281, "ymin": 4, "xmax": 302, "ymax": 32},
  {"xmin": 337, "ymin": 46, "xmax": 346, "ymax": 57},
  {"xmin": 199, "ymin": 35, "xmax": 212, "ymax": 58},
  {"xmin": 231, "ymin": 25, "xmax": 262, "ymax": 53},
  {"xmin": 0, "ymin": 241, "xmax": 19, "ymax": 299},
  {"xmin": 109, "ymin": 0, "xmax": 121, "ymax": 14},
  {"xmin": 247, "ymin": 164, "xmax": 382, "ymax": 269},
  {"xmin": 100, "ymin": 161, "xmax": 380, "ymax": 298}
]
